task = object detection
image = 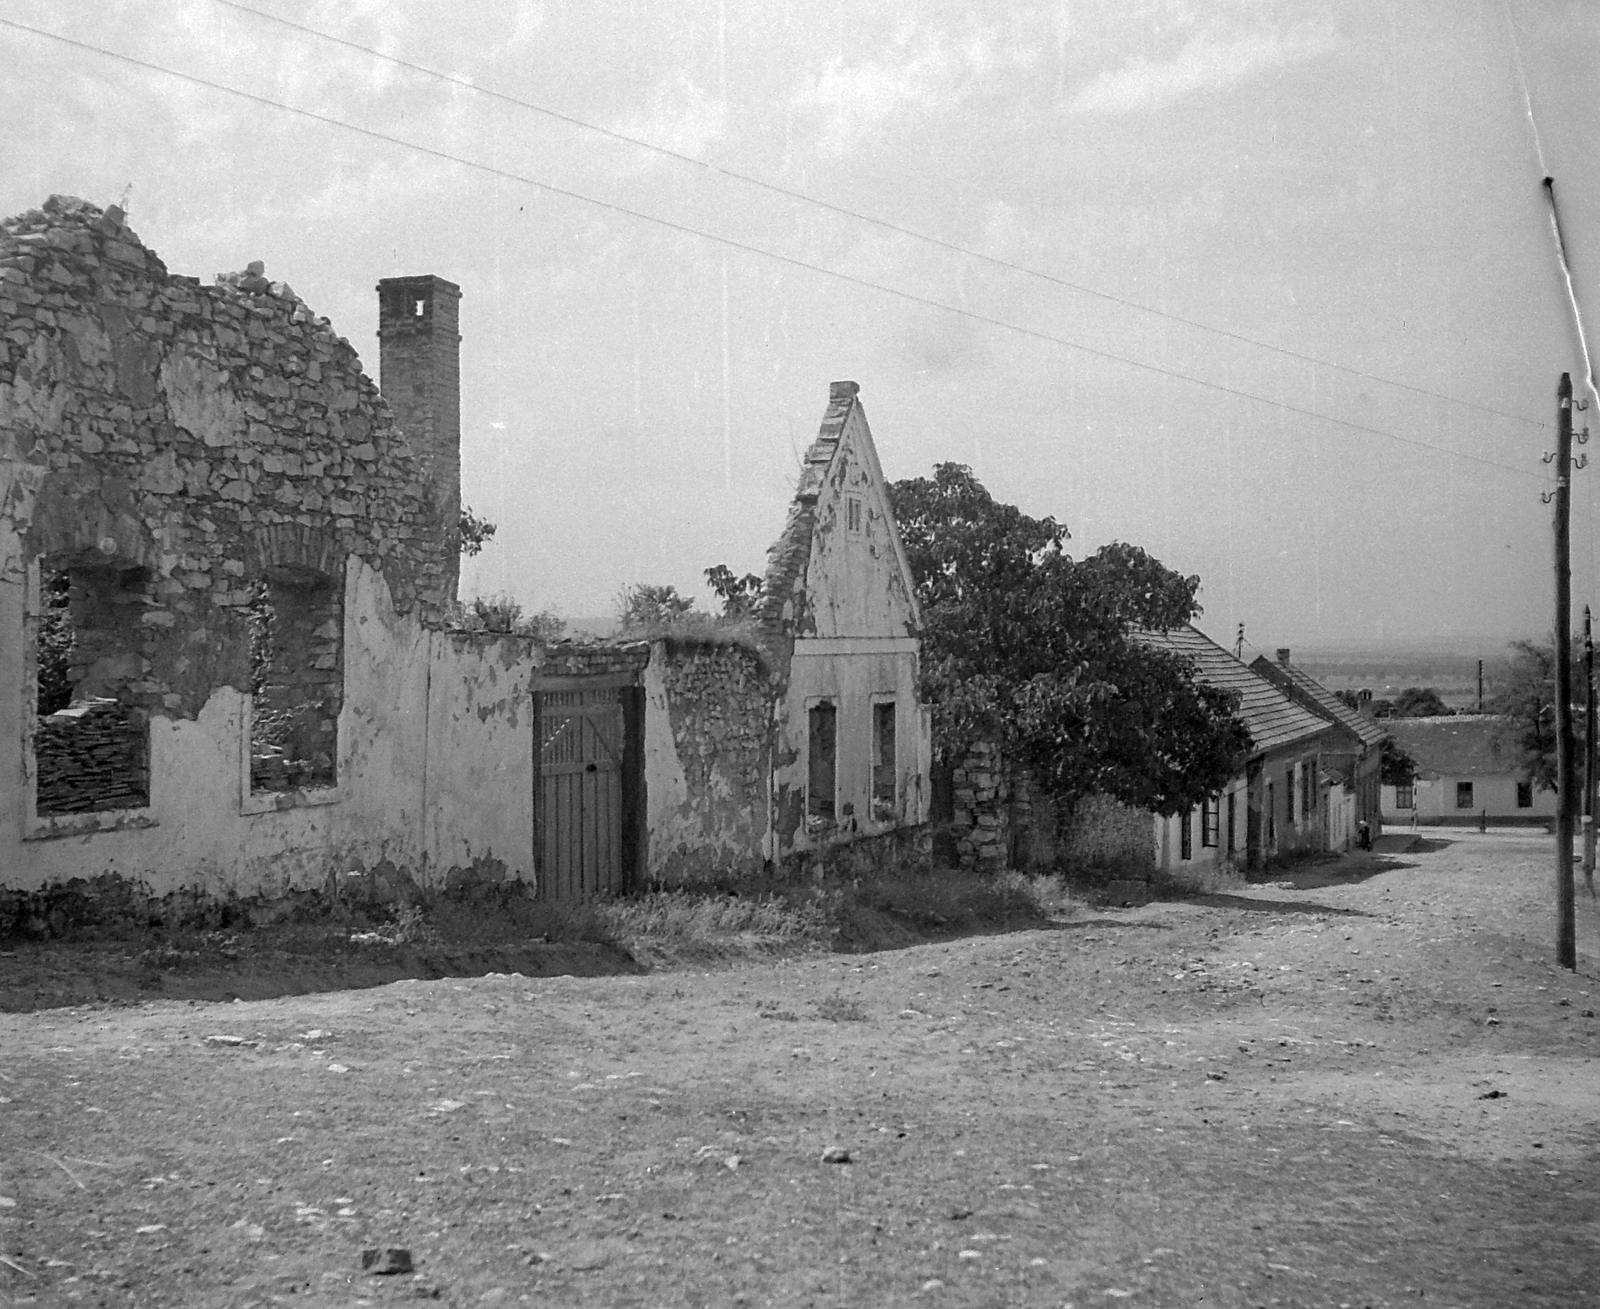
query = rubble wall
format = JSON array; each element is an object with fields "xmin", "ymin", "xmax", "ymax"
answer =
[
  {"xmin": 0, "ymin": 197, "xmax": 534, "ymax": 908},
  {"xmin": 642, "ymin": 637, "xmax": 773, "ymax": 884}
]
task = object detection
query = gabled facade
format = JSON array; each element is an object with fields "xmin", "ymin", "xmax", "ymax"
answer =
[
  {"xmin": 1136, "ymin": 626, "xmax": 1338, "ymax": 870},
  {"xmin": 1250, "ymin": 648, "xmax": 1386, "ymax": 848},
  {"xmin": 758, "ymin": 381, "xmax": 932, "ymax": 862}
]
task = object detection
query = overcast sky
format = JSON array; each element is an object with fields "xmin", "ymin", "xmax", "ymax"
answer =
[{"xmin": 3, "ymin": 0, "xmax": 1598, "ymax": 652}]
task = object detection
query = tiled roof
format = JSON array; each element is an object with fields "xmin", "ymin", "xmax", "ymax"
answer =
[
  {"xmin": 1134, "ymin": 625, "xmax": 1333, "ymax": 756},
  {"xmin": 1382, "ymin": 715, "xmax": 1520, "ymax": 778},
  {"xmin": 1250, "ymin": 656, "xmax": 1388, "ymax": 749}
]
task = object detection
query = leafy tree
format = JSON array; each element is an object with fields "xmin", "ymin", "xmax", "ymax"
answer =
[
  {"xmin": 1493, "ymin": 638, "xmax": 1589, "ymax": 792},
  {"xmin": 887, "ymin": 463, "xmax": 1251, "ymax": 816},
  {"xmin": 704, "ymin": 564, "xmax": 764, "ymax": 619},
  {"xmin": 1392, "ymin": 686, "xmax": 1451, "ymax": 718},
  {"xmin": 1380, "ymin": 737, "xmax": 1416, "ymax": 787},
  {"xmin": 457, "ymin": 506, "xmax": 497, "ymax": 557},
  {"xmin": 616, "ymin": 583, "xmax": 698, "ymax": 631},
  {"xmin": 462, "ymin": 592, "xmax": 566, "ymax": 641}
]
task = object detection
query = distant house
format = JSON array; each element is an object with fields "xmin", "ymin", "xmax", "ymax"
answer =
[
  {"xmin": 1136, "ymin": 627, "xmax": 1340, "ymax": 870},
  {"xmin": 1380, "ymin": 715, "xmax": 1553, "ymax": 826},
  {"xmin": 1250, "ymin": 648, "xmax": 1386, "ymax": 849},
  {"xmin": 756, "ymin": 381, "xmax": 933, "ymax": 867}
]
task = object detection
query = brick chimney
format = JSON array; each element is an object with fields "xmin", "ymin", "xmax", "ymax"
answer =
[
  {"xmin": 1276, "ymin": 647, "xmax": 1291, "ymax": 664},
  {"xmin": 377, "ymin": 275, "xmax": 462, "ymax": 602}
]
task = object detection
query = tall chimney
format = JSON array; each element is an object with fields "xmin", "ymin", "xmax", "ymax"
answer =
[
  {"xmin": 1276, "ymin": 647, "xmax": 1291, "ymax": 664},
  {"xmin": 377, "ymin": 275, "xmax": 462, "ymax": 604}
]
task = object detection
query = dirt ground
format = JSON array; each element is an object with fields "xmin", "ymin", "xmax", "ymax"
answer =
[{"xmin": 2, "ymin": 832, "xmax": 1598, "ymax": 1308}]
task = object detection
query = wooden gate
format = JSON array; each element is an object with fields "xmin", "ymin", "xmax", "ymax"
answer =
[{"xmin": 538, "ymin": 688, "xmax": 626, "ymax": 899}]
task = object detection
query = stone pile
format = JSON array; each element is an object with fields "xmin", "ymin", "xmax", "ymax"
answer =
[{"xmin": 34, "ymin": 698, "xmax": 148, "ymax": 814}]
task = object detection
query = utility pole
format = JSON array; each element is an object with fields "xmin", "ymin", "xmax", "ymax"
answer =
[
  {"xmin": 1478, "ymin": 659, "xmax": 1484, "ymax": 713},
  {"xmin": 1584, "ymin": 606, "xmax": 1596, "ymax": 890},
  {"xmin": 1553, "ymin": 373, "xmax": 1577, "ymax": 970}
]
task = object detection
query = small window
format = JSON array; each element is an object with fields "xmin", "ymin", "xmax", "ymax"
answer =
[
  {"xmin": 1180, "ymin": 808, "xmax": 1193, "ymax": 861},
  {"xmin": 871, "ymin": 701, "xmax": 896, "ymax": 821},
  {"xmin": 1303, "ymin": 761, "xmax": 1316, "ymax": 820},
  {"xmin": 1286, "ymin": 767, "xmax": 1296, "ymax": 826},
  {"xmin": 33, "ymin": 560, "xmax": 152, "ymax": 816},
  {"xmin": 1395, "ymin": 783, "xmax": 1414, "ymax": 810},
  {"xmin": 1516, "ymin": 781, "xmax": 1533, "ymax": 809},
  {"xmin": 1456, "ymin": 781, "xmax": 1474, "ymax": 810},
  {"xmin": 1267, "ymin": 783, "xmax": 1276, "ymax": 844},
  {"xmin": 807, "ymin": 701, "xmax": 837, "ymax": 823},
  {"xmin": 846, "ymin": 496, "xmax": 863, "ymax": 534},
  {"xmin": 1202, "ymin": 797, "xmax": 1220, "ymax": 848},
  {"xmin": 1226, "ymin": 791, "xmax": 1237, "ymax": 853},
  {"xmin": 249, "ymin": 568, "xmax": 342, "ymax": 793}
]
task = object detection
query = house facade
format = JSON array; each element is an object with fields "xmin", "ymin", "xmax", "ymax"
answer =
[
  {"xmin": 1250, "ymin": 648, "xmax": 1386, "ymax": 849},
  {"xmin": 1137, "ymin": 627, "xmax": 1340, "ymax": 872},
  {"xmin": 1, "ymin": 198, "xmax": 930, "ymax": 924},
  {"xmin": 1380, "ymin": 715, "xmax": 1555, "ymax": 826},
  {"xmin": 756, "ymin": 381, "xmax": 933, "ymax": 868}
]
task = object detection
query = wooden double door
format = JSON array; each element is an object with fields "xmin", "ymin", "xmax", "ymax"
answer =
[{"xmin": 537, "ymin": 685, "xmax": 641, "ymax": 899}]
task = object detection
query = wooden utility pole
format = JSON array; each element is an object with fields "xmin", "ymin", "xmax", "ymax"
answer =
[
  {"xmin": 1554, "ymin": 373, "xmax": 1577, "ymax": 970},
  {"xmin": 1584, "ymin": 606, "xmax": 1596, "ymax": 889}
]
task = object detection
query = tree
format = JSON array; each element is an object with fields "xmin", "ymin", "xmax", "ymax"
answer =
[
  {"xmin": 1494, "ymin": 638, "xmax": 1586, "ymax": 792},
  {"xmin": 704, "ymin": 564, "xmax": 764, "ymax": 619},
  {"xmin": 1381, "ymin": 737, "xmax": 1416, "ymax": 787},
  {"xmin": 888, "ymin": 463, "xmax": 1251, "ymax": 816},
  {"xmin": 616, "ymin": 583, "xmax": 698, "ymax": 631},
  {"xmin": 457, "ymin": 506, "xmax": 497, "ymax": 557},
  {"xmin": 1392, "ymin": 686, "xmax": 1451, "ymax": 718},
  {"xmin": 461, "ymin": 592, "xmax": 566, "ymax": 641}
]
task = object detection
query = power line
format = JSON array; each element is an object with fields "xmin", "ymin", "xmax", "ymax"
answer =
[
  {"xmin": 0, "ymin": 15, "xmax": 1544, "ymax": 481},
  {"xmin": 209, "ymin": 0, "xmax": 1547, "ymax": 433}
]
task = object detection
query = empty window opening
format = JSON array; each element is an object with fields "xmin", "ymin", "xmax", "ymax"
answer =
[
  {"xmin": 413, "ymin": 298, "xmax": 426, "ymax": 317},
  {"xmin": 807, "ymin": 701, "xmax": 837, "ymax": 824},
  {"xmin": 249, "ymin": 567, "xmax": 342, "ymax": 793},
  {"xmin": 1516, "ymin": 781, "xmax": 1533, "ymax": 809},
  {"xmin": 872, "ymin": 701, "xmax": 896, "ymax": 821},
  {"xmin": 32, "ymin": 561, "xmax": 151, "ymax": 815},
  {"xmin": 1455, "ymin": 781, "xmax": 1474, "ymax": 810}
]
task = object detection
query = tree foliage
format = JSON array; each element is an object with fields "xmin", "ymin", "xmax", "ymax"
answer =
[
  {"xmin": 887, "ymin": 463, "xmax": 1251, "ymax": 816},
  {"xmin": 616, "ymin": 583, "xmax": 698, "ymax": 632},
  {"xmin": 1493, "ymin": 638, "xmax": 1587, "ymax": 792},
  {"xmin": 457, "ymin": 506, "xmax": 498, "ymax": 557},
  {"xmin": 1392, "ymin": 686, "xmax": 1451, "ymax": 718},
  {"xmin": 1380, "ymin": 737, "xmax": 1417, "ymax": 786},
  {"xmin": 448, "ymin": 592, "xmax": 567, "ymax": 641},
  {"xmin": 704, "ymin": 564, "xmax": 764, "ymax": 619}
]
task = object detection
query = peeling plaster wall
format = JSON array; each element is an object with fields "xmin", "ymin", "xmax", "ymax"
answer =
[
  {"xmin": 761, "ymin": 389, "xmax": 931, "ymax": 862},
  {"xmin": 642, "ymin": 639, "xmax": 772, "ymax": 885},
  {"xmin": 424, "ymin": 629, "xmax": 542, "ymax": 886},
  {"xmin": 0, "ymin": 197, "xmax": 538, "ymax": 908}
]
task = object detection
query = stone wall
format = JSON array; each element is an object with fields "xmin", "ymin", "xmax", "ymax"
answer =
[
  {"xmin": 643, "ymin": 636, "xmax": 774, "ymax": 885},
  {"xmin": 1, "ymin": 195, "xmax": 456, "ymax": 740},
  {"xmin": 951, "ymin": 740, "xmax": 1009, "ymax": 872},
  {"xmin": 34, "ymin": 698, "xmax": 147, "ymax": 814}
]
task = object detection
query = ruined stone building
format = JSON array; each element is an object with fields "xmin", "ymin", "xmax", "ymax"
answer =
[{"xmin": 0, "ymin": 197, "xmax": 931, "ymax": 921}]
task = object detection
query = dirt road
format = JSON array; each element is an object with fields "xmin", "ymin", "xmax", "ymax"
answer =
[{"xmin": 2, "ymin": 832, "xmax": 1597, "ymax": 1307}]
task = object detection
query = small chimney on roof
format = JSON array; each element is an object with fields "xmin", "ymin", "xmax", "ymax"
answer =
[{"xmin": 1276, "ymin": 647, "xmax": 1291, "ymax": 664}]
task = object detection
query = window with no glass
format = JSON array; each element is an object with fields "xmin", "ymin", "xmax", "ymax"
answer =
[
  {"xmin": 32, "ymin": 558, "xmax": 151, "ymax": 816},
  {"xmin": 807, "ymin": 700, "xmax": 837, "ymax": 823},
  {"xmin": 248, "ymin": 567, "xmax": 343, "ymax": 793},
  {"xmin": 871, "ymin": 701, "xmax": 896, "ymax": 821},
  {"xmin": 1516, "ymin": 781, "xmax": 1533, "ymax": 809},
  {"xmin": 1455, "ymin": 781, "xmax": 1474, "ymax": 810}
]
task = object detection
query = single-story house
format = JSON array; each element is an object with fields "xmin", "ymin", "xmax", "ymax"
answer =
[{"xmin": 1380, "ymin": 715, "xmax": 1554, "ymax": 825}]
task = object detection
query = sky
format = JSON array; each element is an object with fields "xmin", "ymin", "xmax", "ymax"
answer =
[{"xmin": 2, "ymin": 0, "xmax": 1598, "ymax": 654}]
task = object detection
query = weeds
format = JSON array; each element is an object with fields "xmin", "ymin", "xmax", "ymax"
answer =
[{"xmin": 815, "ymin": 990, "xmax": 869, "ymax": 1022}]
